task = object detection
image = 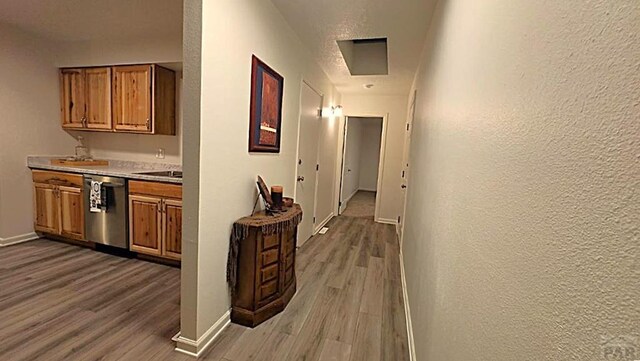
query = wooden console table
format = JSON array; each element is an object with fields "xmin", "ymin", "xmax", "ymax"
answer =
[{"xmin": 227, "ymin": 204, "xmax": 302, "ymax": 327}]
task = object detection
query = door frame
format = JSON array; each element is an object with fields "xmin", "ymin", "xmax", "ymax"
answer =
[
  {"xmin": 398, "ymin": 90, "xmax": 417, "ymax": 247},
  {"xmin": 336, "ymin": 114, "xmax": 388, "ymax": 223},
  {"xmin": 293, "ymin": 79, "xmax": 323, "ymax": 244}
]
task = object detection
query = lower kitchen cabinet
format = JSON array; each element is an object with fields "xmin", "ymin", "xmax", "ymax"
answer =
[
  {"xmin": 128, "ymin": 181, "xmax": 182, "ymax": 261},
  {"xmin": 32, "ymin": 171, "xmax": 85, "ymax": 241}
]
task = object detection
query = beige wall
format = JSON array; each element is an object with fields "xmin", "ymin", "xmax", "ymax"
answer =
[
  {"xmin": 403, "ymin": 0, "xmax": 640, "ymax": 360},
  {"xmin": 0, "ymin": 24, "xmax": 78, "ymax": 240},
  {"xmin": 55, "ymin": 34, "xmax": 183, "ymax": 164},
  {"xmin": 341, "ymin": 94, "xmax": 408, "ymax": 223},
  {"xmin": 181, "ymin": 0, "xmax": 340, "ymax": 343}
]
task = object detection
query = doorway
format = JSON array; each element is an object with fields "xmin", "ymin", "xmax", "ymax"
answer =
[
  {"xmin": 294, "ymin": 81, "xmax": 323, "ymax": 246},
  {"xmin": 338, "ymin": 116, "xmax": 385, "ymax": 221}
]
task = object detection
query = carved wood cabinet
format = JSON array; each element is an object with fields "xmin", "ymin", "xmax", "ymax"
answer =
[{"xmin": 230, "ymin": 206, "xmax": 301, "ymax": 327}]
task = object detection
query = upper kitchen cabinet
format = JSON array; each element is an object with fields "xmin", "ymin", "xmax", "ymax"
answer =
[
  {"xmin": 59, "ymin": 64, "xmax": 176, "ymax": 135},
  {"xmin": 60, "ymin": 67, "xmax": 111, "ymax": 130},
  {"xmin": 112, "ymin": 64, "xmax": 176, "ymax": 135}
]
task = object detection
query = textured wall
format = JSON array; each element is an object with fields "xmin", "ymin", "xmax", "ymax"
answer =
[{"xmin": 403, "ymin": 0, "xmax": 639, "ymax": 360}]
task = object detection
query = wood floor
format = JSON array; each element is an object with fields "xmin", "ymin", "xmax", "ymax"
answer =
[
  {"xmin": 0, "ymin": 215, "xmax": 409, "ymax": 361},
  {"xmin": 341, "ymin": 191, "xmax": 376, "ymax": 219}
]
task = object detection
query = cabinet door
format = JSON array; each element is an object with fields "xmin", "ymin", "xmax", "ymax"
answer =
[
  {"xmin": 112, "ymin": 65, "xmax": 152, "ymax": 132},
  {"xmin": 85, "ymin": 67, "xmax": 112, "ymax": 130},
  {"xmin": 129, "ymin": 195, "xmax": 162, "ymax": 256},
  {"xmin": 60, "ymin": 69, "xmax": 86, "ymax": 129},
  {"xmin": 33, "ymin": 183, "xmax": 59, "ymax": 234},
  {"xmin": 58, "ymin": 186, "xmax": 85, "ymax": 240},
  {"xmin": 163, "ymin": 199, "xmax": 182, "ymax": 260}
]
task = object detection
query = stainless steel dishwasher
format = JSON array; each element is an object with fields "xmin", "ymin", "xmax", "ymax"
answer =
[{"xmin": 84, "ymin": 175, "xmax": 128, "ymax": 249}]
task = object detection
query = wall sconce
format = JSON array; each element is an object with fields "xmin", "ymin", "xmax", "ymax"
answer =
[{"xmin": 321, "ymin": 105, "xmax": 343, "ymax": 117}]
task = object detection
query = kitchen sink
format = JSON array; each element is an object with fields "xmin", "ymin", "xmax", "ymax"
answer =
[{"xmin": 136, "ymin": 170, "xmax": 183, "ymax": 178}]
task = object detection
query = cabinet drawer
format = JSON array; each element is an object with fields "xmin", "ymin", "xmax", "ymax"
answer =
[
  {"xmin": 32, "ymin": 170, "xmax": 83, "ymax": 187},
  {"xmin": 129, "ymin": 180, "xmax": 182, "ymax": 199},
  {"xmin": 261, "ymin": 264, "xmax": 279, "ymax": 283},
  {"xmin": 259, "ymin": 280, "xmax": 278, "ymax": 301},
  {"xmin": 262, "ymin": 248, "xmax": 279, "ymax": 266},
  {"xmin": 262, "ymin": 233, "xmax": 279, "ymax": 250}
]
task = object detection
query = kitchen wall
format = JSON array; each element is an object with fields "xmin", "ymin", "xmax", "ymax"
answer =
[
  {"xmin": 358, "ymin": 118, "xmax": 382, "ymax": 192},
  {"xmin": 341, "ymin": 94, "xmax": 408, "ymax": 223},
  {"xmin": 0, "ymin": 24, "xmax": 78, "ymax": 242},
  {"xmin": 55, "ymin": 33, "xmax": 183, "ymax": 164},
  {"xmin": 180, "ymin": 0, "xmax": 341, "ymax": 349},
  {"xmin": 403, "ymin": 0, "xmax": 639, "ymax": 360}
]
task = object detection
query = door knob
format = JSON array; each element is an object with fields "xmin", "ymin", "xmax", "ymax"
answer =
[
  {"xmin": 297, "ymin": 176, "xmax": 305, "ymax": 182},
  {"xmin": 401, "ymin": 184, "xmax": 407, "ymax": 189}
]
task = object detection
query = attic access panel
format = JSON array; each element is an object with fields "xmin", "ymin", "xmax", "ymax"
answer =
[{"xmin": 337, "ymin": 37, "xmax": 388, "ymax": 76}]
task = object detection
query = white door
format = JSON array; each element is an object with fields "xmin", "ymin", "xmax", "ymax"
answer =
[
  {"xmin": 398, "ymin": 90, "xmax": 416, "ymax": 245},
  {"xmin": 295, "ymin": 82, "xmax": 322, "ymax": 246}
]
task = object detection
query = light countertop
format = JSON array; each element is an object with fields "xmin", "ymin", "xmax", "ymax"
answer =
[{"xmin": 27, "ymin": 156, "xmax": 182, "ymax": 184}]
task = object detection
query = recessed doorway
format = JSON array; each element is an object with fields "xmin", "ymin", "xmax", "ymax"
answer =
[{"xmin": 338, "ymin": 116, "xmax": 384, "ymax": 220}]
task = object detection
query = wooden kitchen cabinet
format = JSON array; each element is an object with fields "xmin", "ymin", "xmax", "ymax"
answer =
[
  {"xmin": 112, "ymin": 64, "xmax": 176, "ymax": 135},
  {"xmin": 84, "ymin": 67, "xmax": 112, "ymax": 130},
  {"xmin": 128, "ymin": 181, "xmax": 182, "ymax": 260},
  {"xmin": 60, "ymin": 69, "xmax": 86, "ymax": 129},
  {"xmin": 33, "ymin": 183, "xmax": 59, "ymax": 234},
  {"xmin": 60, "ymin": 67, "xmax": 111, "ymax": 131},
  {"xmin": 32, "ymin": 171, "xmax": 85, "ymax": 241},
  {"xmin": 129, "ymin": 195, "xmax": 162, "ymax": 256},
  {"xmin": 60, "ymin": 64, "xmax": 175, "ymax": 135}
]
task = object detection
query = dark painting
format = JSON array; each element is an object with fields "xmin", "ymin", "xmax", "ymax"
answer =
[{"xmin": 249, "ymin": 56, "xmax": 284, "ymax": 152}]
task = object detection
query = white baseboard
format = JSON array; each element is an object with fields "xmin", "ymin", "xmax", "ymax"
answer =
[
  {"xmin": 399, "ymin": 251, "xmax": 417, "ymax": 361},
  {"xmin": 314, "ymin": 212, "xmax": 334, "ymax": 234},
  {"xmin": 173, "ymin": 310, "xmax": 231, "ymax": 358},
  {"xmin": 0, "ymin": 232, "xmax": 39, "ymax": 247},
  {"xmin": 376, "ymin": 217, "xmax": 397, "ymax": 225},
  {"xmin": 358, "ymin": 187, "xmax": 377, "ymax": 192}
]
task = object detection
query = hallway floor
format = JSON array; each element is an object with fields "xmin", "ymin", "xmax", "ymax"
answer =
[
  {"xmin": 202, "ymin": 215, "xmax": 409, "ymax": 361},
  {"xmin": 341, "ymin": 191, "xmax": 376, "ymax": 219},
  {"xmin": 0, "ymin": 215, "xmax": 409, "ymax": 361}
]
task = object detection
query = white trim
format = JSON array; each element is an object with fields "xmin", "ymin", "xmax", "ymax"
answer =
[
  {"xmin": 399, "ymin": 251, "xmax": 417, "ymax": 361},
  {"xmin": 358, "ymin": 187, "xmax": 377, "ymax": 192},
  {"xmin": 343, "ymin": 188, "xmax": 359, "ymax": 205},
  {"xmin": 173, "ymin": 310, "xmax": 230, "ymax": 358},
  {"xmin": 373, "ymin": 114, "xmax": 389, "ymax": 223},
  {"xmin": 313, "ymin": 212, "xmax": 334, "ymax": 234},
  {"xmin": 0, "ymin": 232, "xmax": 39, "ymax": 247},
  {"xmin": 376, "ymin": 218, "xmax": 397, "ymax": 225}
]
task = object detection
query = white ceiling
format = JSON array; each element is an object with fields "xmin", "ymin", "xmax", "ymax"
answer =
[
  {"xmin": 271, "ymin": 0, "xmax": 437, "ymax": 96},
  {"xmin": 0, "ymin": 0, "xmax": 182, "ymax": 42}
]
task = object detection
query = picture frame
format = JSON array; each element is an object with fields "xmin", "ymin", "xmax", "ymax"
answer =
[{"xmin": 249, "ymin": 55, "xmax": 284, "ymax": 153}]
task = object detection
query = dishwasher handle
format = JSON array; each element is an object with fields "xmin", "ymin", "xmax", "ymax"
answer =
[{"xmin": 84, "ymin": 180, "xmax": 125, "ymax": 188}]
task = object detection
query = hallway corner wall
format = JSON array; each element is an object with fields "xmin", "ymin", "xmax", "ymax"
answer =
[{"xmin": 402, "ymin": 0, "xmax": 640, "ymax": 360}]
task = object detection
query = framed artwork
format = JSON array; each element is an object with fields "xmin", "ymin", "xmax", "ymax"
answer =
[{"xmin": 249, "ymin": 55, "xmax": 284, "ymax": 153}]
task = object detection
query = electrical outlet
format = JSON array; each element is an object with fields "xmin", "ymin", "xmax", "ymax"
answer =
[{"xmin": 156, "ymin": 148, "xmax": 165, "ymax": 159}]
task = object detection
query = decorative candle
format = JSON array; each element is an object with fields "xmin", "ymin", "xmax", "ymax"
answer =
[{"xmin": 271, "ymin": 186, "xmax": 283, "ymax": 210}]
